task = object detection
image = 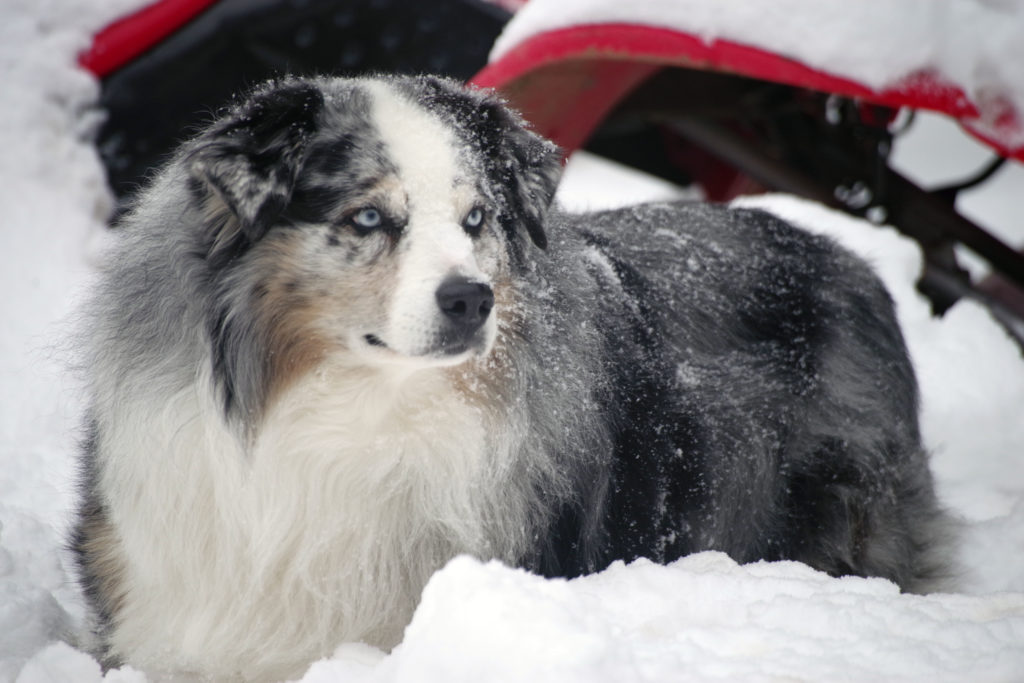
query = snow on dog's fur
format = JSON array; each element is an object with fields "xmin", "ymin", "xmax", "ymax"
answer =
[{"xmin": 72, "ymin": 75, "xmax": 951, "ymax": 681}]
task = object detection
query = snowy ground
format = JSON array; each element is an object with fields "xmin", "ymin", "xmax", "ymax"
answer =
[{"xmin": 2, "ymin": 2, "xmax": 1024, "ymax": 682}]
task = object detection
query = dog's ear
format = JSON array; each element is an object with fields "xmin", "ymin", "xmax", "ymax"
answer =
[
  {"xmin": 187, "ymin": 80, "xmax": 324, "ymax": 243},
  {"xmin": 416, "ymin": 77, "xmax": 563, "ymax": 250},
  {"xmin": 492, "ymin": 113, "xmax": 563, "ymax": 250}
]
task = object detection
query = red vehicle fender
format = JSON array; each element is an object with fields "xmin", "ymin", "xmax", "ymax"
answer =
[
  {"xmin": 472, "ymin": 22, "xmax": 1024, "ymax": 163},
  {"xmin": 79, "ymin": 0, "xmax": 218, "ymax": 77}
]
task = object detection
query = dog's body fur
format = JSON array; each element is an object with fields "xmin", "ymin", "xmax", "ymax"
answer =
[{"xmin": 73, "ymin": 75, "xmax": 949, "ymax": 681}]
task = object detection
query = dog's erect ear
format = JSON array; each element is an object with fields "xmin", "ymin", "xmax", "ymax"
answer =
[
  {"xmin": 415, "ymin": 77, "xmax": 563, "ymax": 250},
  {"xmin": 187, "ymin": 80, "xmax": 324, "ymax": 242}
]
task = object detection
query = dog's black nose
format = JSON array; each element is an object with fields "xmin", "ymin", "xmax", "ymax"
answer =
[{"xmin": 436, "ymin": 278, "xmax": 494, "ymax": 338}]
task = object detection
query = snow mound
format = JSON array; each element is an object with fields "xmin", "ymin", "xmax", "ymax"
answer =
[{"xmin": 302, "ymin": 553, "xmax": 1024, "ymax": 683}]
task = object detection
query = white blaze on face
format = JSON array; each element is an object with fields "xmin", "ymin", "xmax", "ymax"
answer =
[{"xmin": 364, "ymin": 81, "xmax": 493, "ymax": 361}]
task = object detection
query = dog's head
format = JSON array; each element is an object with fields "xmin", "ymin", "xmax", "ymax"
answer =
[{"xmin": 184, "ymin": 75, "xmax": 561, "ymax": 402}]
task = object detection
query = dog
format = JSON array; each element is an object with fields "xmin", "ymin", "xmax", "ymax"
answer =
[{"xmin": 72, "ymin": 74, "xmax": 949, "ymax": 681}]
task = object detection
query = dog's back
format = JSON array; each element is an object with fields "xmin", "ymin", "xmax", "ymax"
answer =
[{"xmin": 528, "ymin": 203, "xmax": 947, "ymax": 589}]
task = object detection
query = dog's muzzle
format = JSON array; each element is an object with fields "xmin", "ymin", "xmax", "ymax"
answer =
[{"xmin": 435, "ymin": 277, "xmax": 494, "ymax": 353}]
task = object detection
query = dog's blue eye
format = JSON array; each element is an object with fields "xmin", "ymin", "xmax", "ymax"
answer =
[
  {"xmin": 353, "ymin": 207, "xmax": 382, "ymax": 231},
  {"xmin": 464, "ymin": 207, "xmax": 484, "ymax": 232}
]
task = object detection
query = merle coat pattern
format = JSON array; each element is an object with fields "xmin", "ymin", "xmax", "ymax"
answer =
[{"xmin": 72, "ymin": 74, "xmax": 949, "ymax": 681}]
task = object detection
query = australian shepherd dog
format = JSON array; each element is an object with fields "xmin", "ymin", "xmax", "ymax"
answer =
[{"xmin": 72, "ymin": 74, "xmax": 949, "ymax": 681}]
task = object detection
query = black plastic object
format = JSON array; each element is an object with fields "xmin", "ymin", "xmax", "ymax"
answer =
[{"xmin": 95, "ymin": 0, "xmax": 510, "ymax": 207}]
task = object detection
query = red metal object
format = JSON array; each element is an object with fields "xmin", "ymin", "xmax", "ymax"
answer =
[
  {"xmin": 79, "ymin": 0, "xmax": 218, "ymax": 77},
  {"xmin": 472, "ymin": 23, "xmax": 1024, "ymax": 162}
]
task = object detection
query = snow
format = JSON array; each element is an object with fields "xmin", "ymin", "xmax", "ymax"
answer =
[
  {"xmin": 490, "ymin": 0, "xmax": 1024, "ymax": 149},
  {"xmin": 2, "ymin": 1, "xmax": 1024, "ymax": 682},
  {"xmin": 303, "ymin": 554, "xmax": 1024, "ymax": 683}
]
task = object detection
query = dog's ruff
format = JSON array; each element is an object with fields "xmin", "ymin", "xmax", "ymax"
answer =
[{"xmin": 72, "ymin": 74, "xmax": 950, "ymax": 681}]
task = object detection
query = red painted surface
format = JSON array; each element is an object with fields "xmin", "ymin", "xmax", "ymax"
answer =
[
  {"xmin": 473, "ymin": 23, "xmax": 1023, "ymax": 161},
  {"xmin": 78, "ymin": 0, "xmax": 218, "ymax": 77}
]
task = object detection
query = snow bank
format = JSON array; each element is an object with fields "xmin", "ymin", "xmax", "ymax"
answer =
[
  {"xmin": 2, "ymin": 2, "xmax": 1024, "ymax": 682},
  {"xmin": 303, "ymin": 553, "xmax": 1024, "ymax": 683},
  {"xmin": 0, "ymin": 2, "xmax": 146, "ymax": 680},
  {"xmin": 490, "ymin": 0, "xmax": 1024, "ymax": 149}
]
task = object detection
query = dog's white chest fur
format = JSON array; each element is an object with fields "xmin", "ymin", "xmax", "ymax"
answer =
[{"xmin": 103, "ymin": 364, "xmax": 493, "ymax": 680}]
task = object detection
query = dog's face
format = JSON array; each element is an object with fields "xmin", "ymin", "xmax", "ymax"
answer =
[{"xmin": 184, "ymin": 76, "xmax": 561, "ymax": 391}]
